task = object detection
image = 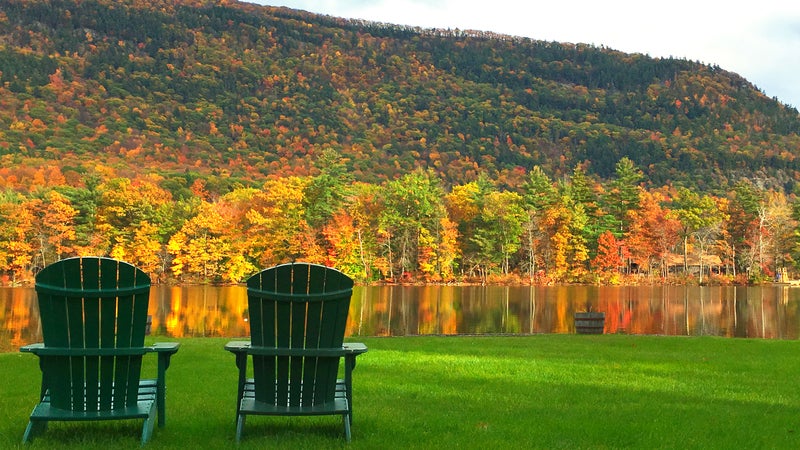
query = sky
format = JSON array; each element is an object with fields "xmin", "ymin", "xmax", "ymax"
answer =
[{"xmin": 248, "ymin": 0, "xmax": 800, "ymax": 109}]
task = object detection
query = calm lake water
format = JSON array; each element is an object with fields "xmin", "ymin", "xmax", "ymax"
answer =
[{"xmin": 2, "ymin": 284, "xmax": 799, "ymax": 351}]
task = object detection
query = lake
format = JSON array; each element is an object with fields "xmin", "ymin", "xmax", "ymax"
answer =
[{"xmin": 2, "ymin": 284, "xmax": 799, "ymax": 351}]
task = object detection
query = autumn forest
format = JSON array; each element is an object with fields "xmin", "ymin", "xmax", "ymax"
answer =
[{"xmin": 1, "ymin": 0, "xmax": 800, "ymax": 285}]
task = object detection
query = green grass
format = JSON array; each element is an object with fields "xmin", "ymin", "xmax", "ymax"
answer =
[{"xmin": 1, "ymin": 335, "xmax": 799, "ymax": 449}]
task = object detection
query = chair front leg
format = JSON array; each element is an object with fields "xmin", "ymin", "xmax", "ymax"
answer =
[
  {"xmin": 234, "ymin": 351, "xmax": 248, "ymax": 425},
  {"xmin": 344, "ymin": 354, "xmax": 357, "ymax": 425},
  {"xmin": 157, "ymin": 353, "xmax": 170, "ymax": 427}
]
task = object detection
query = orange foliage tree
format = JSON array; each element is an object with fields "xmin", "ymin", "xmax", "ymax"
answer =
[
  {"xmin": 592, "ymin": 230, "xmax": 624, "ymax": 274},
  {"xmin": 626, "ymin": 190, "xmax": 681, "ymax": 277}
]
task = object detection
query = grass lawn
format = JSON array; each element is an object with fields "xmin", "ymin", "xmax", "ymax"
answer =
[{"xmin": 1, "ymin": 334, "xmax": 799, "ymax": 449}]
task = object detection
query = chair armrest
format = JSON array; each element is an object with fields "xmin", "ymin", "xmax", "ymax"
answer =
[
  {"xmin": 147, "ymin": 342, "xmax": 179, "ymax": 374},
  {"xmin": 224, "ymin": 340, "xmax": 250, "ymax": 355},
  {"xmin": 20, "ymin": 343, "xmax": 44, "ymax": 354},
  {"xmin": 343, "ymin": 342, "xmax": 368, "ymax": 355},
  {"xmin": 225, "ymin": 341, "xmax": 367, "ymax": 356},
  {"xmin": 20, "ymin": 342, "xmax": 180, "ymax": 356},
  {"xmin": 20, "ymin": 345, "xmax": 150, "ymax": 356},
  {"xmin": 147, "ymin": 342, "xmax": 180, "ymax": 355}
]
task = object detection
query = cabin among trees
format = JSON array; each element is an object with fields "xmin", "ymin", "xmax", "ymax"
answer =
[{"xmin": 664, "ymin": 254, "xmax": 725, "ymax": 277}]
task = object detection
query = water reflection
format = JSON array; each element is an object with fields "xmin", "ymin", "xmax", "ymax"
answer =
[
  {"xmin": 0, "ymin": 287, "xmax": 38, "ymax": 352},
  {"xmin": 2, "ymin": 284, "xmax": 799, "ymax": 351},
  {"xmin": 151, "ymin": 285, "xmax": 250, "ymax": 338}
]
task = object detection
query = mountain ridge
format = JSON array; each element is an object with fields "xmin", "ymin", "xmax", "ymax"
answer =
[{"xmin": 1, "ymin": 0, "xmax": 799, "ymax": 195}]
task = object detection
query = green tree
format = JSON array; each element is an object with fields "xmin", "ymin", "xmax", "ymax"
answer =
[
  {"xmin": 446, "ymin": 174, "xmax": 494, "ymax": 280},
  {"xmin": 379, "ymin": 168, "xmax": 448, "ymax": 280},
  {"xmin": 58, "ymin": 183, "xmax": 100, "ymax": 255},
  {"xmin": 338, "ymin": 182, "xmax": 385, "ymax": 282},
  {"xmin": 521, "ymin": 166, "xmax": 558, "ymax": 281},
  {"xmin": 565, "ymin": 165, "xmax": 606, "ymax": 260},
  {"xmin": 672, "ymin": 187, "xmax": 725, "ymax": 283},
  {"xmin": 471, "ymin": 190, "xmax": 525, "ymax": 279},
  {"xmin": 727, "ymin": 180, "xmax": 764, "ymax": 277},
  {"xmin": 603, "ymin": 157, "xmax": 643, "ymax": 236},
  {"xmin": 303, "ymin": 148, "xmax": 353, "ymax": 230},
  {"xmin": 523, "ymin": 166, "xmax": 558, "ymax": 212}
]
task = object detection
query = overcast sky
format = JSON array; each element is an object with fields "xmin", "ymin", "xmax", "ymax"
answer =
[{"xmin": 247, "ymin": 0, "xmax": 800, "ymax": 109}]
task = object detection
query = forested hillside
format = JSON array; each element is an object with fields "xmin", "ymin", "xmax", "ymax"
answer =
[
  {"xmin": 1, "ymin": 0, "xmax": 799, "ymax": 285},
  {"xmin": 2, "ymin": 0, "xmax": 799, "ymax": 192}
]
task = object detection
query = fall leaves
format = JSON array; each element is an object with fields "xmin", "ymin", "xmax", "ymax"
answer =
[{"xmin": 1, "ymin": 157, "xmax": 794, "ymax": 286}]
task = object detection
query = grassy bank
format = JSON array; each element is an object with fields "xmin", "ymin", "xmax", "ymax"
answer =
[{"xmin": 1, "ymin": 335, "xmax": 799, "ymax": 449}]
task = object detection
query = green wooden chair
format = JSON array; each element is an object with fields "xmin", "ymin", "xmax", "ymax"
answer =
[
  {"xmin": 20, "ymin": 257, "xmax": 179, "ymax": 445},
  {"xmin": 225, "ymin": 263, "xmax": 368, "ymax": 442}
]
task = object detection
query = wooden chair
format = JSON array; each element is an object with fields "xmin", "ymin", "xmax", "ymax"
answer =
[
  {"xmin": 20, "ymin": 257, "xmax": 179, "ymax": 445},
  {"xmin": 225, "ymin": 263, "xmax": 367, "ymax": 442}
]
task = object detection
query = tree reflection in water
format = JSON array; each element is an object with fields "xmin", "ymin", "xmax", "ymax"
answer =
[{"xmin": 3, "ymin": 284, "xmax": 800, "ymax": 350}]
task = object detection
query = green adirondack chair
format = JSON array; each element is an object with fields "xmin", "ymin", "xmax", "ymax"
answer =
[
  {"xmin": 225, "ymin": 263, "xmax": 368, "ymax": 442},
  {"xmin": 20, "ymin": 257, "xmax": 179, "ymax": 445}
]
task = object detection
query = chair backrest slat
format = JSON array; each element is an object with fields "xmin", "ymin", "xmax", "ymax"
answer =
[
  {"xmin": 67, "ymin": 297, "xmax": 85, "ymax": 410},
  {"xmin": 35, "ymin": 257, "xmax": 151, "ymax": 412},
  {"xmin": 84, "ymin": 295, "xmax": 100, "ymax": 411},
  {"xmin": 99, "ymin": 288, "xmax": 117, "ymax": 410},
  {"xmin": 247, "ymin": 263, "xmax": 353, "ymax": 407},
  {"xmin": 275, "ymin": 299, "xmax": 291, "ymax": 405}
]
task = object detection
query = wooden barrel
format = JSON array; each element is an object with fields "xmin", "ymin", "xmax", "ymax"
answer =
[{"xmin": 574, "ymin": 311, "xmax": 605, "ymax": 334}]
